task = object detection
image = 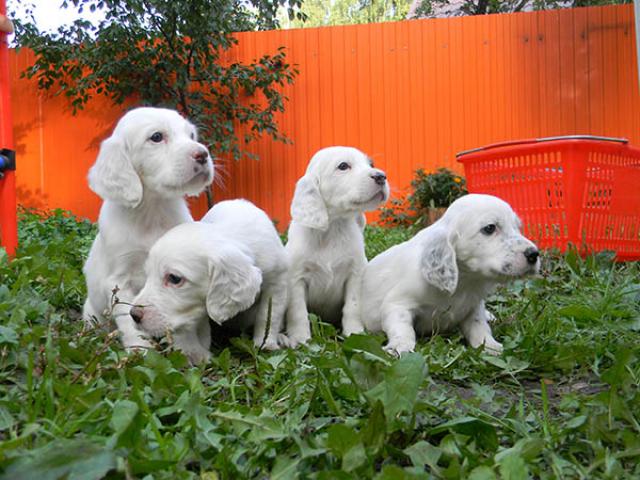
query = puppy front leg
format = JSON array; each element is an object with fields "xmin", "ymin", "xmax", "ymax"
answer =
[
  {"xmin": 341, "ymin": 271, "xmax": 365, "ymax": 336},
  {"xmin": 173, "ymin": 326, "xmax": 212, "ymax": 365},
  {"xmin": 82, "ymin": 298, "xmax": 101, "ymax": 327},
  {"xmin": 382, "ymin": 307, "xmax": 416, "ymax": 356},
  {"xmin": 253, "ymin": 280, "xmax": 288, "ymax": 350},
  {"xmin": 285, "ymin": 280, "xmax": 311, "ymax": 347},
  {"xmin": 197, "ymin": 319, "xmax": 211, "ymax": 352},
  {"xmin": 460, "ymin": 304, "xmax": 503, "ymax": 355}
]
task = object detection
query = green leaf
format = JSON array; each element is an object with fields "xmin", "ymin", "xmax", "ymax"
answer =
[
  {"xmin": 1, "ymin": 439, "xmax": 117, "ymax": 480},
  {"xmin": 361, "ymin": 400, "xmax": 386, "ymax": 453},
  {"xmin": 403, "ymin": 440, "xmax": 442, "ymax": 469},
  {"xmin": 248, "ymin": 415, "xmax": 287, "ymax": 442},
  {"xmin": 565, "ymin": 416, "xmax": 587, "ymax": 430},
  {"xmin": 495, "ymin": 437, "xmax": 544, "ymax": 463},
  {"xmin": 374, "ymin": 465, "xmax": 424, "ymax": 480},
  {"xmin": 326, "ymin": 424, "xmax": 366, "ymax": 472},
  {"xmin": 0, "ymin": 325, "xmax": 18, "ymax": 345},
  {"xmin": 429, "ymin": 417, "xmax": 498, "ymax": 452},
  {"xmin": 366, "ymin": 353, "xmax": 427, "ymax": 420},
  {"xmin": 0, "ymin": 406, "xmax": 16, "ymax": 431},
  {"xmin": 483, "ymin": 356, "xmax": 508, "ymax": 369},
  {"xmin": 271, "ymin": 455, "xmax": 301, "ymax": 480},
  {"xmin": 498, "ymin": 452, "xmax": 529, "ymax": 480},
  {"xmin": 468, "ymin": 466, "xmax": 497, "ymax": 480},
  {"xmin": 109, "ymin": 399, "xmax": 139, "ymax": 435},
  {"xmin": 601, "ymin": 348, "xmax": 635, "ymax": 385},
  {"xmin": 212, "ymin": 409, "xmax": 287, "ymax": 442},
  {"xmin": 342, "ymin": 334, "xmax": 391, "ymax": 365}
]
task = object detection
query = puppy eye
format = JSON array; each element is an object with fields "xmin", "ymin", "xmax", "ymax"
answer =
[
  {"xmin": 149, "ymin": 132, "xmax": 164, "ymax": 143},
  {"xmin": 482, "ymin": 224, "xmax": 497, "ymax": 235},
  {"xmin": 190, "ymin": 132, "xmax": 196, "ymax": 140},
  {"xmin": 164, "ymin": 273, "xmax": 184, "ymax": 287},
  {"xmin": 337, "ymin": 162, "xmax": 351, "ymax": 171}
]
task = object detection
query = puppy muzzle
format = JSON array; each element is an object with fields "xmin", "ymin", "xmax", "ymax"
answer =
[{"xmin": 524, "ymin": 247, "xmax": 540, "ymax": 265}]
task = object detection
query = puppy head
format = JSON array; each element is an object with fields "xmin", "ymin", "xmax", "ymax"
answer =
[
  {"xmin": 88, "ymin": 107, "xmax": 214, "ymax": 207},
  {"xmin": 290, "ymin": 146, "xmax": 389, "ymax": 230},
  {"xmin": 421, "ymin": 194, "xmax": 540, "ymax": 293},
  {"xmin": 130, "ymin": 223, "xmax": 262, "ymax": 337}
]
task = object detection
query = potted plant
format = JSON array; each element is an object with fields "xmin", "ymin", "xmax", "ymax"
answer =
[
  {"xmin": 379, "ymin": 168, "xmax": 468, "ymax": 228},
  {"xmin": 408, "ymin": 168, "xmax": 468, "ymax": 225}
]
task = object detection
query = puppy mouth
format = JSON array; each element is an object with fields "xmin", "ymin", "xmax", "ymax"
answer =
[
  {"xmin": 183, "ymin": 169, "xmax": 214, "ymax": 191},
  {"xmin": 495, "ymin": 263, "xmax": 539, "ymax": 279},
  {"xmin": 134, "ymin": 321, "xmax": 168, "ymax": 338},
  {"xmin": 191, "ymin": 166, "xmax": 214, "ymax": 182},
  {"xmin": 354, "ymin": 190, "xmax": 388, "ymax": 206}
]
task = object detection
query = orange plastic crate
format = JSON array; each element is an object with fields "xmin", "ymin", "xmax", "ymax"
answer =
[{"xmin": 457, "ymin": 136, "xmax": 640, "ymax": 261}]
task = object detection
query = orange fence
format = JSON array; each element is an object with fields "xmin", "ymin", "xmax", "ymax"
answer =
[
  {"xmin": 8, "ymin": 4, "xmax": 640, "ymax": 228},
  {"xmin": 1, "ymin": 0, "xmax": 17, "ymax": 255}
]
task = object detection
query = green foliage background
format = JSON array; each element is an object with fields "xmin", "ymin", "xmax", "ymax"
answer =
[
  {"xmin": 13, "ymin": 0, "xmax": 305, "ymax": 162},
  {"xmin": 278, "ymin": 0, "xmax": 632, "ymax": 28},
  {"xmin": 0, "ymin": 211, "xmax": 639, "ymax": 478},
  {"xmin": 411, "ymin": 0, "xmax": 632, "ymax": 18},
  {"xmin": 280, "ymin": 0, "xmax": 411, "ymax": 28}
]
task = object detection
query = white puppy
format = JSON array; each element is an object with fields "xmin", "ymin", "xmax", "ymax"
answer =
[
  {"xmin": 82, "ymin": 107, "xmax": 214, "ymax": 348},
  {"xmin": 129, "ymin": 200, "xmax": 289, "ymax": 364},
  {"xmin": 361, "ymin": 194, "xmax": 540, "ymax": 355},
  {"xmin": 285, "ymin": 146, "xmax": 389, "ymax": 345}
]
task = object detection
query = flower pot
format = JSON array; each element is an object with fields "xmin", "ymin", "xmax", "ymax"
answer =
[{"xmin": 425, "ymin": 207, "xmax": 446, "ymax": 225}]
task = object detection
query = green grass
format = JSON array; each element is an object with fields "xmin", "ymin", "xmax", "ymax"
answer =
[{"xmin": 0, "ymin": 210, "xmax": 639, "ymax": 479}]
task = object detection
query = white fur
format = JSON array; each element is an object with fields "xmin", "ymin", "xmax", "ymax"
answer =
[
  {"xmin": 285, "ymin": 146, "xmax": 389, "ymax": 345},
  {"xmin": 130, "ymin": 200, "xmax": 289, "ymax": 364},
  {"xmin": 361, "ymin": 194, "xmax": 540, "ymax": 355},
  {"xmin": 82, "ymin": 107, "xmax": 214, "ymax": 348}
]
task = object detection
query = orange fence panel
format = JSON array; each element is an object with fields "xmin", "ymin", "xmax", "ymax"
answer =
[
  {"xmin": 8, "ymin": 4, "xmax": 640, "ymax": 229},
  {"xmin": 1, "ymin": 0, "xmax": 17, "ymax": 255}
]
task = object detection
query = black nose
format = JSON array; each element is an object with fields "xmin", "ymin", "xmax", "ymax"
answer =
[
  {"xmin": 130, "ymin": 306, "xmax": 144, "ymax": 324},
  {"xmin": 371, "ymin": 172, "xmax": 387, "ymax": 186},
  {"xmin": 193, "ymin": 150, "xmax": 208, "ymax": 165},
  {"xmin": 524, "ymin": 247, "xmax": 540, "ymax": 265}
]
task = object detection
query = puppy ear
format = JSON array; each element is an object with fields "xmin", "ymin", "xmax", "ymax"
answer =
[
  {"xmin": 420, "ymin": 226, "xmax": 458, "ymax": 294},
  {"xmin": 206, "ymin": 247, "xmax": 262, "ymax": 324},
  {"xmin": 88, "ymin": 136, "xmax": 143, "ymax": 207},
  {"xmin": 290, "ymin": 175, "xmax": 328, "ymax": 230}
]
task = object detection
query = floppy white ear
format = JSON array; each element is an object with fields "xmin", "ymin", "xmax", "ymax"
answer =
[
  {"xmin": 88, "ymin": 136, "xmax": 143, "ymax": 207},
  {"xmin": 290, "ymin": 175, "xmax": 328, "ymax": 230},
  {"xmin": 206, "ymin": 247, "xmax": 263, "ymax": 324},
  {"xmin": 420, "ymin": 226, "xmax": 458, "ymax": 294}
]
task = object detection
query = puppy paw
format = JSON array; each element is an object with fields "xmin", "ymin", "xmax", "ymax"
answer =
[
  {"xmin": 342, "ymin": 324, "xmax": 365, "ymax": 337},
  {"xmin": 123, "ymin": 337, "xmax": 153, "ymax": 352},
  {"xmin": 284, "ymin": 331, "xmax": 311, "ymax": 349},
  {"xmin": 184, "ymin": 348, "xmax": 212, "ymax": 365},
  {"xmin": 255, "ymin": 336, "xmax": 282, "ymax": 351},
  {"xmin": 120, "ymin": 327, "xmax": 154, "ymax": 351},
  {"xmin": 383, "ymin": 342, "xmax": 415, "ymax": 357},
  {"xmin": 482, "ymin": 338, "xmax": 503, "ymax": 356},
  {"xmin": 273, "ymin": 333, "xmax": 296, "ymax": 349}
]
